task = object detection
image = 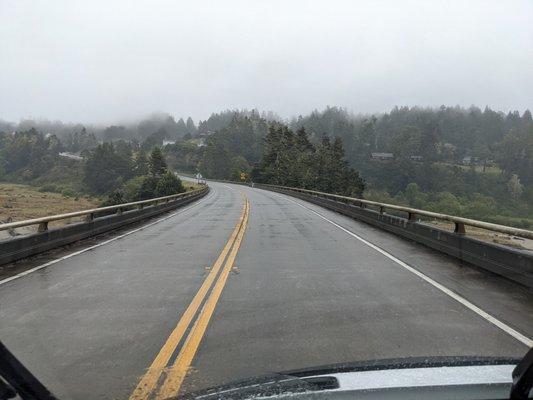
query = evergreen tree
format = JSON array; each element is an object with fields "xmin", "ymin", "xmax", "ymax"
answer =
[
  {"xmin": 148, "ymin": 147, "xmax": 167, "ymax": 176},
  {"xmin": 156, "ymin": 170, "xmax": 185, "ymax": 196},
  {"xmin": 186, "ymin": 117, "xmax": 197, "ymax": 135},
  {"xmin": 83, "ymin": 142, "xmax": 131, "ymax": 194},
  {"xmin": 176, "ymin": 118, "xmax": 187, "ymax": 136},
  {"xmin": 254, "ymin": 124, "xmax": 364, "ymax": 196},
  {"xmin": 199, "ymin": 137, "xmax": 231, "ymax": 179},
  {"xmin": 133, "ymin": 151, "xmax": 149, "ymax": 176}
]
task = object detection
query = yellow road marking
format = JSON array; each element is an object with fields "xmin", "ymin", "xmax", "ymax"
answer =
[
  {"xmin": 156, "ymin": 198, "xmax": 250, "ymax": 399},
  {"xmin": 129, "ymin": 197, "xmax": 248, "ymax": 400}
]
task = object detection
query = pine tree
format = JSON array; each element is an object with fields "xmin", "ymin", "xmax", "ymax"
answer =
[
  {"xmin": 186, "ymin": 117, "xmax": 197, "ymax": 135},
  {"xmin": 149, "ymin": 147, "xmax": 167, "ymax": 176},
  {"xmin": 133, "ymin": 151, "xmax": 149, "ymax": 176},
  {"xmin": 156, "ymin": 170, "xmax": 185, "ymax": 196},
  {"xmin": 176, "ymin": 118, "xmax": 187, "ymax": 136}
]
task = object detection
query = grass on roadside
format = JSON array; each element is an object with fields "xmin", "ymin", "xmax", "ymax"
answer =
[
  {"xmin": 182, "ymin": 181, "xmax": 204, "ymax": 191},
  {"xmin": 0, "ymin": 180, "xmax": 205, "ymax": 238},
  {"xmin": 425, "ymin": 219, "xmax": 533, "ymax": 251},
  {"xmin": 0, "ymin": 183, "xmax": 100, "ymax": 236}
]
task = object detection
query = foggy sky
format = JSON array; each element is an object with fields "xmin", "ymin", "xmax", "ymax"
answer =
[{"xmin": 1, "ymin": 0, "xmax": 532, "ymax": 124}]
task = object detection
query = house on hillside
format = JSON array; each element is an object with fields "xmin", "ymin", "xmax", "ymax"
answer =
[
  {"xmin": 371, "ymin": 152, "xmax": 394, "ymax": 161},
  {"xmin": 59, "ymin": 152, "xmax": 83, "ymax": 160},
  {"xmin": 462, "ymin": 156, "xmax": 480, "ymax": 165}
]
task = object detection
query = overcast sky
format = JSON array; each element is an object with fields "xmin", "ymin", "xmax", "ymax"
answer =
[{"xmin": 1, "ymin": 0, "xmax": 532, "ymax": 124}]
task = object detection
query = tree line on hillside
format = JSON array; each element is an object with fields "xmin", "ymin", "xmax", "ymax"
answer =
[
  {"xmin": 290, "ymin": 106, "xmax": 532, "ymax": 167},
  {"xmin": 197, "ymin": 109, "xmax": 281, "ymax": 135},
  {"xmin": 253, "ymin": 125, "xmax": 364, "ymax": 197},
  {"xmin": 198, "ymin": 113, "xmax": 268, "ymax": 179},
  {"xmin": 84, "ymin": 144, "xmax": 185, "ymax": 205},
  {"xmin": 0, "ymin": 109, "xmax": 283, "ymax": 145},
  {"xmin": 0, "ymin": 128, "xmax": 92, "ymax": 197},
  {"xmin": 0, "ymin": 128, "xmax": 186, "ymax": 204},
  {"xmin": 0, "ymin": 128, "xmax": 61, "ymax": 180},
  {"xmin": 2, "ymin": 105, "xmax": 533, "ymax": 228},
  {"xmin": 4, "ymin": 105, "xmax": 530, "ymax": 172},
  {"xmin": 190, "ymin": 107, "xmax": 533, "ymax": 227},
  {"xmin": 62, "ymin": 127, "xmax": 98, "ymax": 153},
  {"xmin": 0, "ymin": 113, "xmax": 200, "ymax": 144},
  {"xmin": 188, "ymin": 113, "xmax": 364, "ymax": 196},
  {"xmin": 285, "ymin": 106, "xmax": 533, "ymax": 228}
]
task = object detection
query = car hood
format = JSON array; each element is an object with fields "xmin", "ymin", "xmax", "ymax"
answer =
[{"xmin": 178, "ymin": 356, "xmax": 520, "ymax": 400}]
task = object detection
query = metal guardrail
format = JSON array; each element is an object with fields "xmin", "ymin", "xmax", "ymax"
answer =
[
  {"xmin": 0, "ymin": 186, "xmax": 208, "ymax": 234},
  {"xmin": 257, "ymin": 184, "xmax": 533, "ymax": 240}
]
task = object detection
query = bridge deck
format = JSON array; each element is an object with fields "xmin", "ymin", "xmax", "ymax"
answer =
[{"xmin": 1, "ymin": 181, "xmax": 532, "ymax": 399}]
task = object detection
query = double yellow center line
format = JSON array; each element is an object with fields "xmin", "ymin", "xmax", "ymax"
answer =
[{"xmin": 130, "ymin": 194, "xmax": 250, "ymax": 400}]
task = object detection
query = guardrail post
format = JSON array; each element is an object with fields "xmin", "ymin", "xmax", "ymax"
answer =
[
  {"xmin": 379, "ymin": 206, "xmax": 385, "ymax": 214},
  {"xmin": 116, "ymin": 208, "xmax": 122, "ymax": 215},
  {"xmin": 37, "ymin": 221, "xmax": 48, "ymax": 232},
  {"xmin": 85, "ymin": 213, "xmax": 94, "ymax": 222},
  {"xmin": 454, "ymin": 222, "xmax": 466, "ymax": 235},
  {"xmin": 408, "ymin": 212, "xmax": 417, "ymax": 222},
  {"xmin": 138, "ymin": 204, "xmax": 144, "ymax": 210}
]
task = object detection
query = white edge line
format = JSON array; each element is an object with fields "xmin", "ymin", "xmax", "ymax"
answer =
[
  {"xmin": 270, "ymin": 191, "xmax": 533, "ymax": 348},
  {"xmin": 0, "ymin": 190, "xmax": 216, "ymax": 286}
]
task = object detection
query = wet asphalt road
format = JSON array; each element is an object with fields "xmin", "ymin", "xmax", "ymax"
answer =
[{"xmin": 0, "ymin": 181, "xmax": 532, "ymax": 399}]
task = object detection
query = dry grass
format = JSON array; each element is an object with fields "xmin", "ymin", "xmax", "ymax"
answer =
[
  {"xmin": 0, "ymin": 183, "xmax": 100, "ymax": 237},
  {"xmin": 0, "ymin": 181, "xmax": 201, "ymax": 225},
  {"xmin": 425, "ymin": 219, "xmax": 533, "ymax": 251},
  {"xmin": 0, "ymin": 181, "xmax": 204, "ymax": 239},
  {"xmin": 183, "ymin": 181, "xmax": 204, "ymax": 191}
]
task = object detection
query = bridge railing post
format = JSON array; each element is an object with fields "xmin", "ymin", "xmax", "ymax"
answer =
[
  {"xmin": 455, "ymin": 222, "xmax": 466, "ymax": 235},
  {"xmin": 37, "ymin": 221, "xmax": 48, "ymax": 233}
]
